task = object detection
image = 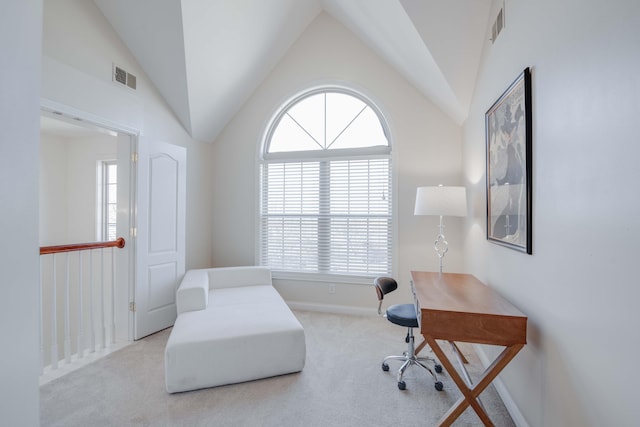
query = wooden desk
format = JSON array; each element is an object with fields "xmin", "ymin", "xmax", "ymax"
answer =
[{"xmin": 411, "ymin": 271, "xmax": 527, "ymax": 427}]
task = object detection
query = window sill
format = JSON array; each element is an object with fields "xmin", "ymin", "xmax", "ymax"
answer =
[{"xmin": 271, "ymin": 270, "xmax": 380, "ymax": 286}]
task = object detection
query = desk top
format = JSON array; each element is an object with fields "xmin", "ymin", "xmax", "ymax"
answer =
[{"xmin": 411, "ymin": 271, "xmax": 527, "ymax": 346}]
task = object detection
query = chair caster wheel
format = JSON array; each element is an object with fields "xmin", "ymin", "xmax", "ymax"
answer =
[
  {"xmin": 398, "ymin": 381, "xmax": 406, "ymax": 390},
  {"xmin": 382, "ymin": 363, "xmax": 389, "ymax": 372},
  {"xmin": 435, "ymin": 381, "xmax": 444, "ymax": 391},
  {"xmin": 435, "ymin": 364, "xmax": 443, "ymax": 373}
]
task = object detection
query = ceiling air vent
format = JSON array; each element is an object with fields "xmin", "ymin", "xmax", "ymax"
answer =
[
  {"xmin": 490, "ymin": 4, "xmax": 505, "ymax": 44},
  {"xmin": 112, "ymin": 64, "xmax": 137, "ymax": 90}
]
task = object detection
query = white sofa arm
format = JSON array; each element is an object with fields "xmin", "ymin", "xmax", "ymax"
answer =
[
  {"xmin": 206, "ymin": 266, "xmax": 272, "ymax": 290},
  {"xmin": 176, "ymin": 269, "xmax": 209, "ymax": 315}
]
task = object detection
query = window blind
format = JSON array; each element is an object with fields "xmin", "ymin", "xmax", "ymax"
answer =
[{"xmin": 260, "ymin": 157, "xmax": 392, "ymax": 276}]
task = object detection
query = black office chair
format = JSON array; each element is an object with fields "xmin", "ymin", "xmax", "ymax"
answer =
[{"xmin": 374, "ymin": 276, "xmax": 443, "ymax": 391}]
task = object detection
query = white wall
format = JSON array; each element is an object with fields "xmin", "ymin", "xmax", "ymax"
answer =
[
  {"xmin": 42, "ymin": 0, "xmax": 213, "ymax": 270},
  {"xmin": 463, "ymin": 0, "xmax": 640, "ymax": 425},
  {"xmin": 211, "ymin": 12, "xmax": 464, "ymax": 309},
  {"xmin": 0, "ymin": 1, "xmax": 42, "ymax": 425},
  {"xmin": 40, "ymin": 134, "xmax": 69, "ymax": 245}
]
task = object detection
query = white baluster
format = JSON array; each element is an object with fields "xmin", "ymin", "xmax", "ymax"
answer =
[
  {"xmin": 110, "ymin": 247, "xmax": 116, "ymax": 345},
  {"xmin": 51, "ymin": 254, "xmax": 58, "ymax": 370},
  {"xmin": 77, "ymin": 251, "xmax": 84, "ymax": 359},
  {"xmin": 39, "ymin": 256, "xmax": 44, "ymax": 374},
  {"xmin": 64, "ymin": 253, "xmax": 71, "ymax": 364},
  {"xmin": 100, "ymin": 248, "xmax": 106, "ymax": 349},
  {"xmin": 89, "ymin": 250, "xmax": 95, "ymax": 353}
]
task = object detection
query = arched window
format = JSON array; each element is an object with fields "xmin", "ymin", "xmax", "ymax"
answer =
[{"xmin": 259, "ymin": 87, "xmax": 393, "ymax": 280}]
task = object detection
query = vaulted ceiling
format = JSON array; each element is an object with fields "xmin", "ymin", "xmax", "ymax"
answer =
[{"xmin": 94, "ymin": 0, "xmax": 491, "ymax": 143}]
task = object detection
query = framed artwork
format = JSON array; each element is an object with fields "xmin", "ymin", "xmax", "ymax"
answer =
[{"xmin": 485, "ymin": 67, "xmax": 532, "ymax": 254}]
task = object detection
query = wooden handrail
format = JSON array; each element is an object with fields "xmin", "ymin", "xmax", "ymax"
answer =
[{"xmin": 40, "ymin": 237, "xmax": 125, "ymax": 255}]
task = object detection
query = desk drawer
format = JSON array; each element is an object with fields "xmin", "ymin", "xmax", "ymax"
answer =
[{"xmin": 421, "ymin": 310, "xmax": 527, "ymax": 346}]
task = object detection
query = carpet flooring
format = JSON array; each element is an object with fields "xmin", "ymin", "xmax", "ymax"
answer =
[{"xmin": 41, "ymin": 310, "xmax": 516, "ymax": 426}]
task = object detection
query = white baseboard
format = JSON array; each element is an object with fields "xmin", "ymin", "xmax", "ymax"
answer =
[
  {"xmin": 287, "ymin": 301, "xmax": 376, "ymax": 317},
  {"xmin": 473, "ymin": 344, "xmax": 530, "ymax": 427}
]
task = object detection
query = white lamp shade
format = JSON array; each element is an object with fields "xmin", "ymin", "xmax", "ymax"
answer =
[{"xmin": 414, "ymin": 186, "xmax": 467, "ymax": 217}]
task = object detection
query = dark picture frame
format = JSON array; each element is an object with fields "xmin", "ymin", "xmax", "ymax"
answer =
[{"xmin": 485, "ymin": 68, "xmax": 532, "ymax": 254}]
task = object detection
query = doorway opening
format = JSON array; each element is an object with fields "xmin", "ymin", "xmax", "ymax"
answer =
[{"xmin": 39, "ymin": 109, "xmax": 136, "ymax": 383}]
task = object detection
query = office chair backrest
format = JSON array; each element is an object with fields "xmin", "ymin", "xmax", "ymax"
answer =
[{"xmin": 374, "ymin": 277, "xmax": 398, "ymax": 315}]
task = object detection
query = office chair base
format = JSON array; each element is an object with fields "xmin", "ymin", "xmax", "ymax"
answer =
[{"xmin": 382, "ymin": 355, "xmax": 444, "ymax": 392}]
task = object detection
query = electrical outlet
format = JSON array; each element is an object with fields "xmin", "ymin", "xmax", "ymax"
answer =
[{"xmin": 328, "ymin": 283, "xmax": 336, "ymax": 294}]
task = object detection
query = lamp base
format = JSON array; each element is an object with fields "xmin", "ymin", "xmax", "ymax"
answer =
[{"xmin": 434, "ymin": 215, "xmax": 449, "ymax": 273}]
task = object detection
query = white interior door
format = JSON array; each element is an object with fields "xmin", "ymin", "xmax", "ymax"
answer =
[{"xmin": 134, "ymin": 138, "xmax": 186, "ymax": 339}]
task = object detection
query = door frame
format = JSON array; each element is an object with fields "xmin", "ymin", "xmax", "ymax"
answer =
[{"xmin": 41, "ymin": 98, "xmax": 139, "ymax": 341}]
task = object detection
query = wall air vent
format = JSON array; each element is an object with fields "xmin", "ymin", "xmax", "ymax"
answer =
[
  {"xmin": 490, "ymin": 4, "xmax": 505, "ymax": 44},
  {"xmin": 112, "ymin": 64, "xmax": 137, "ymax": 90}
]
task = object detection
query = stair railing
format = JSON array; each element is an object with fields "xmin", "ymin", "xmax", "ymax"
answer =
[{"xmin": 39, "ymin": 238, "xmax": 125, "ymax": 372}]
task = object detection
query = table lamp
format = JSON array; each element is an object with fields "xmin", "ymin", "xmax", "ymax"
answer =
[{"xmin": 414, "ymin": 185, "xmax": 467, "ymax": 273}]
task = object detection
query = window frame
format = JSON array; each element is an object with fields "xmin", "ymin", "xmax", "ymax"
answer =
[
  {"xmin": 97, "ymin": 159, "xmax": 117, "ymax": 241},
  {"xmin": 264, "ymin": 86, "xmax": 391, "ymax": 160},
  {"xmin": 258, "ymin": 86, "xmax": 394, "ymax": 284}
]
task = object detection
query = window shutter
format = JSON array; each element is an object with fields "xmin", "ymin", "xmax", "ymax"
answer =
[
  {"xmin": 260, "ymin": 158, "xmax": 391, "ymax": 276},
  {"xmin": 260, "ymin": 162, "xmax": 320, "ymax": 272},
  {"xmin": 326, "ymin": 158, "xmax": 391, "ymax": 275}
]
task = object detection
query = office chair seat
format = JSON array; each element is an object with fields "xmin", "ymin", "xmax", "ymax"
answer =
[
  {"xmin": 375, "ymin": 276, "xmax": 443, "ymax": 391},
  {"xmin": 385, "ymin": 303, "xmax": 419, "ymax": 328}
]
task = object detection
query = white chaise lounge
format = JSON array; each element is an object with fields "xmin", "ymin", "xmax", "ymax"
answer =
[{"xmin": 164, "ymin": 266, "xmax": 306, "ymax": 393}]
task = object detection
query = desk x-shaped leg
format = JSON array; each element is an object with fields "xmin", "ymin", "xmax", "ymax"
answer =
[
  {"xmin": 424, "ymin": 336, "xmax": 524, "ymax": 427},
  {"xmin": 415, "ymin": 339, "xmax": 469, "ymax": 364}
]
